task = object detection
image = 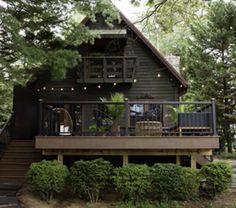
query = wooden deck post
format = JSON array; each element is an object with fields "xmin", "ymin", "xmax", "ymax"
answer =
[
  {"xmin": 211, "ymin": 98, "xmax": 217, "ymax": 136},
  {"xmin": 176, "ymin": 155, "xmax": 181, "ymax": 165},
  {"xmin": 191, "ymin": 153, "xmax": 197, "ymax": 169},
  {"xmin": 57, "ymin": 154, "xmax": 64, "ymax": 164},
  {"xmin": 123, "ymin": 154, "xmax": 129, "ymax": 166},
  {"xmin": 38, "ymin": 99, "xmax": 43, "ymax": 136},
  {"xmin": 124, "ymin": 98, "xmax": 129, "ymax": 136}
]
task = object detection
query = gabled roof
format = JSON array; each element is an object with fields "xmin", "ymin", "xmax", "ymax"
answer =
[{"xmin": 82, "ymin": 11, "xmax": 188, "ymax": 89}]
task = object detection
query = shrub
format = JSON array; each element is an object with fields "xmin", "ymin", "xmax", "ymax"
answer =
[
  {"xmin": 69, "ymin": 158, "xmax": 113, "ymax": 202},
  {"xmin": 199, "ymin": 161, "xmax": 233, "ymax": 198},
  {"xmin": 181, "ymin": 167, "xmax": 200, "ymax": 200},
  {"xmin": 219, "ymin": 152, "xmax": 236, "ymax": 160},
  {"xmin": 151, "ymin": 163, "xmax": 198, "ymax": 201},
  {"xmin": 113, "ymin": 164, "xmax": 151, "ymax": 203},
  {"xmin": 26, "ymin": 160, "xmax": 69, "ymax": 201}
]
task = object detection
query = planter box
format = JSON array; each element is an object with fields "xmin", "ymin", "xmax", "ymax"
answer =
[{"xmin": 178, "ymin": 112, "xmax": 212, "ymax": 128}]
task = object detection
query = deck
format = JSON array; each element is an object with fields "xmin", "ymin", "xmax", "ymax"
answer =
[
  {"xmin": 35, "ymin": 136, "xmax": 219, "ymax": 150},
  {"xmin": 36, "ymin": 99, "xmax": 219, "ymax": 168}
]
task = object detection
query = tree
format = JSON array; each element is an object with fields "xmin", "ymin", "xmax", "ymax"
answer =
[
  {"xmin": 0, "ymin": 0, "xmax": 118, "ymax": 85},
  {"xmin": 137, "ymin": 0, "xmax": 206, "ymax": 55},
  {"xmin": 184, "ymin": 1, "xmax": 236, "ymax": 152},
  {"xmin": 0, "ymin": 0, "xmax": 118, "ymax": 126}
]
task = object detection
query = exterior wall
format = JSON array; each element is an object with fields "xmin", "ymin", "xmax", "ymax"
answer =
[
  {"xmin": 12, "ymin": 85, "xmax": 38, "ymax": 139},
  {"xmin": 124, "ymin": 37, "xmax": 179, "ymax": 100},
  {"xmin": 11, "ymin": 17, "xmax": 182, "ymax": 139}
]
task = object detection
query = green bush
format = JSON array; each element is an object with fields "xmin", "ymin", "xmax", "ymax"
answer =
[
  {"xmin": 181, "ymin": 167, "xmax": 200, "ymax": 200},
  {"xmin": 70, "ymin": 158, "xmax": 113, "ymax": 202},
  {"xmin": 151, "ymin": 163, "xmax": 198, "ymax": 201},
  {"xmin": 113, "ymin": 164, "xmax": 151, "ymax": 203},
  {"xmin": 26, "ymin": 160, "xmax": 69, "ymax": 201},
  {"xmin": 219, "ymin": 152, "xmax": 236, "ymax": 160},
  {"xmin": 199, "ymin": 161, "xmax": 233, "ymax": 198}
]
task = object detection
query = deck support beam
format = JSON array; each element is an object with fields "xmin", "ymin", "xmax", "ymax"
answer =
[
  {"xmin": 176, "ymin": 155, "xmax": 181, "ymax": 165},
  {"xmin": 191, "ymin": 153, "xmax": 197, "ymax": 169},
  {"xmin": 123, "ymin": 154, "xmax": 129, "ymax": 166},
  {"xmin": 57, "ymin": 154, "xmax": 64, "ymax": 164}
]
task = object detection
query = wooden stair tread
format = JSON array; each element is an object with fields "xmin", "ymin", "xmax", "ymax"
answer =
[{"xmin": 0, "ymin": 139, "xmax": 41, "ymax": 186}]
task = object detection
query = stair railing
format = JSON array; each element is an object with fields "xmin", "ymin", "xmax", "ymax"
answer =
[{"xmin": 0, "ymin": 114, "xmax": 13, "ymax": 158}]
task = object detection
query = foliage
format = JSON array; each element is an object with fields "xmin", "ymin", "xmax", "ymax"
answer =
[
  {"xmin": 181, "ymin": 167, "xmax": 200, "ymax": 200},
  {"xmin": 199, "ymin": 161, "xmax": 233, "ymax": 198},
  {"xmin": 151, "ymin": 163, "xmax": 199, "ymax": 201},
  {"xmin": 219, "ymin": 152, "xmax": 236, "ymax": 160},
  {"xmin": 0, "ymin": 82, "xmax": 12, "ymax": 127},
  {"xmin": 184, "ymin": 1, "xmax": 236, "ymax": 152},
  {"xmin": 26, "ymin": 160, "xmax": 69, "ymax": 201},
  {"xmin": 100, "ymin": 93, "xmax": 125, "ymax": 135},
  {"xmin": 0, "ymin": 0, "xmax": 119, "ymax": 85},
  {"xmin": 100, "ymin": 93, "xmax": 125, "ymax": 121},
  {"xmin": 113, "ymin": 164, "xmax": 151, "ymax": 203},
  {"xmin": 138, "ymin": 0, "xmax": 206, "ymax": 55},
  {"xmin": 70, "ymin": 158, "xmax": 113, "ymax": 203}
]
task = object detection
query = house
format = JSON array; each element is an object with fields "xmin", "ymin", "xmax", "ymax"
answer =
[{"xmin": 0, "ymin": 11, "xmax": 219, "ymax": 184}]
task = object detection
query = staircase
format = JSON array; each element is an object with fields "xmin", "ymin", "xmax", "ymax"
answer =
[
  {"xmin": 197, "ymin": 155, "xmax": 212, "ymax": 166},
  {"xmin": 0, "ymin": 140, "xmax": 41, "ymax": 185}
]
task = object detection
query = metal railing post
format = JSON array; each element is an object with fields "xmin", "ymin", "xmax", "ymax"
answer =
[
  {"xmin": 211, "ymin": 98, "xmax": 217, "ymax": 135},
  {"xmin": 124, "ymin": 98, "xmax": 129, "ymax": 136},
  {"xmin": 38, "ymin": 99, "xmax": 43, "ymax": 136}
]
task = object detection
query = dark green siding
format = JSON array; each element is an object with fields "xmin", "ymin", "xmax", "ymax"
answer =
[{"xmin": 12, "ymin": 16, "xmax": 182, "ymax": 139}]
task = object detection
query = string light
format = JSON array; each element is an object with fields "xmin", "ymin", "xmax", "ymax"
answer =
[
  {"xmin": 51, "ymin": 87, "xmax": 54, "ymax": 91},
  {"xmin": 37, "ymin": 89, "xmax": 40, "ymax": 92},
  {"xmin": 84, "ymin": 86, "xmax": 87, "ymax": 90},
  {"xmin": 157, "ymin": 73, "xmax": 161, "ymax": 78},
  {"xmin": 43, "ymin": 86, "xmax": 46, "ymax": 90},
  {"xmin": 133, "ymin": 79, "xmax": 137, "ymax": 83},
  {"xmin": 71, "ymin": 87, "xmax": 74, "ymax": 91},
  {"xmin": 113, "ymin": 82, "xmax": 117, "ymax": 86},
  {"xmin": 180, "ymin": 84, "xmax": 183, "ymax": 88},
  {"xmin": 60, "ymin": 88, "xmax": 64, "ymax": 91},
  {"xmin": 98, "ymin": 84, "xmax": 101, "ymax": 89}
]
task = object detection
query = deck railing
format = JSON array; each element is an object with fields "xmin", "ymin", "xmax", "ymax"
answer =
[
  {"xmin": 77, "ymin": 56, "xmax": 136, "ymax": 83},
  {"xmin": 38, "ymin": 99, "xmax": 217, "ymax": 137}
]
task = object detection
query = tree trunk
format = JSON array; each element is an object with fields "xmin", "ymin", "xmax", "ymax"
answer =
[{"xmin": 223, "ymin": 123, "xmax": 233, "ymax": 153}]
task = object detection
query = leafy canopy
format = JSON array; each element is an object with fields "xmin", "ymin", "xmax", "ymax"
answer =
[
  {"xmin": 0, "ymin": 0, "xmax": 119, "ymax": 85},
  {"xmin": 184, "ymin": 1, "xmax": 236, "ymax": 151}
]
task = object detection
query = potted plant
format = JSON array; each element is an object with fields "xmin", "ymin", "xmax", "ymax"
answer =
[{"xmin": 100, "ymin": 93, "xmax": 125, "ymax": 136}]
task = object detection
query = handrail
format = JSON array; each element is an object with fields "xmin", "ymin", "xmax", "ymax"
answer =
[
  {"xmin": 0, "ymin": 114, "xmax": 12, "ymax": 157},
  {"xmin": 82, "ymin": 56, "xmax": 136, "ymax": 59},
  {"xmin": 0, "ymin": 114, "xmax": 12, "ymax": 136},
  {"xmin": 41, "ymin": 100, "xmax": 212, "ymax": 105},
  {"xmin": 38, "ymin": 99, "xmax": 217, "ymax": 137}
]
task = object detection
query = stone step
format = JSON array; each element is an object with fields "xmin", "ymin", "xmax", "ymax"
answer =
[{"xmin": 0, "ymin": 196, "xmax": 20, "ymax": 208}]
